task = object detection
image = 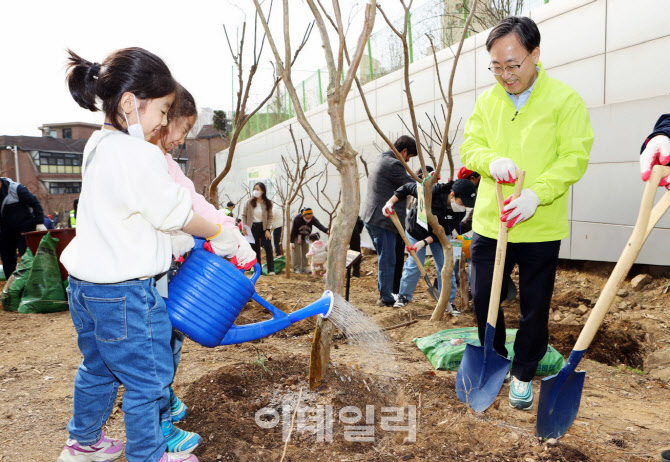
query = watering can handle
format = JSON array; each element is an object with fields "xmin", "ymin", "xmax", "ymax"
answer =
[{"xmin": 194, "ymin": 237, "xmax": 262, "ymax": 285}]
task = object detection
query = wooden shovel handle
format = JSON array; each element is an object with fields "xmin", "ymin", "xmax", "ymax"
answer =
[
  {"xmin": 574, "ymin": 165, "xmax": 670, "ymax": 351},
  {"xmin": 486, "ymin": 170, "xmax": 526, "ymax": 326},
  {"xmin": 389, "ymin": 212, "xmax": 426, "ymax": 277}
]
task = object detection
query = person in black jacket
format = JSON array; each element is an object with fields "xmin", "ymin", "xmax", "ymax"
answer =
[
  {"xmin": 349, "ymin": 216, "xmax": 365, "ymax": 277},
  {"xmin": 640, "ymin": 113, "xmax": 670, "ymax": 187},
  {"xmin": 361, "ymin": 136, "xmax": 416, "ymax": 306},
  {"xmin": 0, "ymin": 177, "xmax": 46, "ymax": 278},
  {"xmin": 290, "ymin": 207, "xmax": 329, "ymax": 273},
  {"xmin": 383, "ymin": 177, "xmax": 477, "ymax": 312}
]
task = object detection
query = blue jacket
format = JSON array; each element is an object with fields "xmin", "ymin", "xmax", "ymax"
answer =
[{"xmin": 641, "ymin": 114, "xmax": 670, "ymax": 152}]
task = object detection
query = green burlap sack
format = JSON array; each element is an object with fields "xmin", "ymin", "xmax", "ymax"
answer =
[
  {"xmin": 262, "ymin": 255, "xmax": 286, "ymax": 275},
  {"xmin": 18, "ymin": 233, "xmax": 68, "ymax": 313},
  {"xmin": 1, "ymin": 249, "xmax": 34, "ymax": 311},
  {"xmin": 414, "ymin": 327, "xmax": 565, "ymax": 376}
]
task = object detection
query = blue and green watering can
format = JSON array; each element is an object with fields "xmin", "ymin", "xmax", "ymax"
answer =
[{"xmin": 165, "ymin": 239, "xmax": 333, "ymax": 347}]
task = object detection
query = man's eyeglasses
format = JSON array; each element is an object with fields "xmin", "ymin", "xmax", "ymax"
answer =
[{"xmin": 488, "ymin": 53, "xmax": 530, "ymax": 76}]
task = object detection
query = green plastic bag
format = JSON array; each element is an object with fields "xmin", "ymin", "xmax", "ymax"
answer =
[
  {"xmin": 18, "ymin": 234, "xmax": 68, "ymax": 313},
  {"xmin": 262, "ymin": 255, "xmax": 286, "ymax": 275},
  {"xmin": 414, "ymin": 327, "xmax": 565, "ymax": 376},
  {"xmin": 1, "ymin": 249, "xmax": 34, "ymax": 312}
]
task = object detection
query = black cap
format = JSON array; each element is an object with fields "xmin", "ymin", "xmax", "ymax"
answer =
[
  {"xmin": 226, "ymin": 201, "xmax": 235, "ymax": 207},
  {"xmin": 452, "ymin": 179, "xmax": 477, "ymax": 208}
]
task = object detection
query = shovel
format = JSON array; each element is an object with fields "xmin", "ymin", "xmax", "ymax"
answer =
[
  {"xmin": 536, "ymin": 165, "xmax": 670, "ymax": 439},
  {"xmin": 456, "ymin": 170, "xmax": 525, "ymax": 412},
  {"xmin": 389, "ymin": 212, "xmax": 440, "ymax": 301}
]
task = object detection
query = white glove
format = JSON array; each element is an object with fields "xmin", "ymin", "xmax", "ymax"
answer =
[
  {"xmin": 170, "ymin": 231, "xmax": 195, "ymax": 259},
  {"xmin": 382, "ymin": 200, "xmax": 395, "ymax": 217},
  {"xmin": 230, "ymin": 229, "xmax": 257, "ymax": 269},
  {"xmin": 408, "ymin": 239, "xmax": 426, "ymax": 253},
  {"xmin": 36, "ymin": 224, "xmax": 47, "ymax": 232},
  {"xmin": 489, "ymin": 158, "xmax": 518, "ymax": 184},
  {"xmin": 640, "ymin": 135, "xmax": 670, "ymax": 186},
  {"xmin": 501, "ymin": 188, "xmax": 540, "ymax": 229},
  {"xmin": 451, "ymin": 229, "xmax": 459, "ymax": 239},
  {"xmin": 207, "ymin": 225, "xmax": 242, "ymax": 257}
]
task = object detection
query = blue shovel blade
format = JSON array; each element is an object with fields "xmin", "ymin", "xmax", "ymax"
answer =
[
  {"xmin": 536, "ymin": 350, "xmax": 587, "ymax": 439},
  {"xmin": 456, "ymin": 338, "xmax": 511, "ymax": 412}
]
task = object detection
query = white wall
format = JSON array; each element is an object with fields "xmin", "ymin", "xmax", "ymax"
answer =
[{"xmin": 216, "ymin": 0, "xmax": 670, "ymax": 265}]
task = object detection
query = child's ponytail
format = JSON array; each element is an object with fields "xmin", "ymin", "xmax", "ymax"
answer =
[
  {"xmin": 65, "ymin": 47, "xmax": 176, "ymax": 132},
  {"xmin": 66, "ymin": 49, "xmax": 101, "ymax": 112}
]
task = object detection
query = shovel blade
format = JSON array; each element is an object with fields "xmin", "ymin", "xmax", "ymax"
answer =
[
  {"xmin": 456, "ymin": 340, "xmax": 511, "ymax": 412},
  {"xmin": 536, "ymin": 350, "xmax": 587, "ymax": 439},
  {"xmin": 424, "ymin": 275, "xmax": 440, "ymax": 301}
]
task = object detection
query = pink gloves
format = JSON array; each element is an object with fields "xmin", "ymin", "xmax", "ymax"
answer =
[
  {"xmin": 489, "ymin": 158, "xmax": 519, "ymax": 184},
  {"xmin": 640, "ymin": 135, "xmax": 670, "ymax": 188},
  {"xmin": 501, "ymin": 189, "xmax": 540, "ymax": 229}
]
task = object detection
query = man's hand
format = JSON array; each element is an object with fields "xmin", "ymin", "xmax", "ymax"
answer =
[
  {"xmin": 641, "ymin": 135, "xmax": 670, "ymax": 187},
  {"xmin": 382, "ymin": 201, "xmax": 395, "ymax": 217},
  {"xmin": 170, "ymin": 231, "xmax": 195, "ymax": 260},
  {"xmin": 501, "ymin": 189, "xmax": 540, "ymax": 228},
  {"xmin": 36, "ymin": 224, "xmax": 47, "ymax": 232},
  {"xmin": 489, "ymin": 158, "xmax": 518, "ymax": 184},
  {"xmin": 407, "ymin": 240, "xmax": 426, "ymax": 253},
  {"xmin": 265, "ymin": 230, "xmax": 271, "ymax": 240}
]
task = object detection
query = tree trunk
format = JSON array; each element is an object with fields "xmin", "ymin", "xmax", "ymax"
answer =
[
  {"xmin": 284, "ymin": 204, "xmax": 292, "ymax": 278},
  {"xmin": 309, "ymin": 157, "xmax": 359, "ymax": 390}
]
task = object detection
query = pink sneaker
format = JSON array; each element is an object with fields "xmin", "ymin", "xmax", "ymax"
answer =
[
  {"xmin": 158, "ymin": 453, "xmax": 199, "ymax": 461},
  {"xmin": 57, "ymin": 430, "xmax": 123, "ymax": 461}
]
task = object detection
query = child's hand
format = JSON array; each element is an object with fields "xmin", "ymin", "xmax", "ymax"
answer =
[{"xmin": 170, "ymin": 231, "xmax": 195, "ymax": 259}]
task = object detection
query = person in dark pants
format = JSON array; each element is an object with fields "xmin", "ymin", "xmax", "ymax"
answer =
[
  {"xmin": 361, "ymin": 135, "xmax": 416, "ymax": 307},
  {"xmin": 0, "ymin": 177, "xmax": 46, "ymax": 278},
  {"xmin": 460, "ymin": 17, "xmax": 593, "ymax": 410},
  {"xmin": 349, "ymin": 216, "xmax": 364, "ymax": 277},
  {"xmin": 241, "ymin": 182, "xmax": 275, "ymax": 275},
  {"xmin": 272, "ymin": 203, "xmax": 284, "ymax": 256}
]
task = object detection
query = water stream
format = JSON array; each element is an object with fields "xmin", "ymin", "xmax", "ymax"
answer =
[{"xmin": 326, "ymin": 293, "xmax": 397, "ymax": 377}]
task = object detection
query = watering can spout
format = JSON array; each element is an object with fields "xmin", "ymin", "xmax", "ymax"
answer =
[{"xmin": 219, "ymin": 290, "xmax": 334, "ymax": 346}]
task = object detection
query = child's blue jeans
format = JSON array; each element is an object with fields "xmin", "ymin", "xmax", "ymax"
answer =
[
  {"xmin": 398, "ymin": 233, "xmax": 457, "ymax": 303},
  {"xmin": 66, "ymin": 276, "xmax": 173, "ymax": 462}
]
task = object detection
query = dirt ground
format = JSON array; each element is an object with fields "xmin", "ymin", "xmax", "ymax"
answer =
[{"xmin": 2, "ymin": 256, "xmax": 670, "ymax": 461}]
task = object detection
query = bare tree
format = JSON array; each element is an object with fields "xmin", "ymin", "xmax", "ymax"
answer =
[
  {"xmin": 208, "ymin": 1, "xmax": 314, "ymax": 205},
  {"xmin": 351, "ymin": 0, "xmax": 478, "ymax": 320},
  {"xmin": 274, "ymin": 125, "xmax": 320, "ymax": 278},
  {"xmin": 464, "ymin": 0, "xmax": 524, "ymax": 32},
  {"xmin": 306, "ymin": 163, "xmax": 341, "ymax": 230},
  {"xmin": 253, "ymin": 0, "xmax": 377, "ymax": 389}
]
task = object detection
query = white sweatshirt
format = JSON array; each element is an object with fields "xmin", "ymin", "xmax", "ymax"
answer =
[{"xmin": 61, "ymin": 129, "xmax": 193, "ymax": 283}]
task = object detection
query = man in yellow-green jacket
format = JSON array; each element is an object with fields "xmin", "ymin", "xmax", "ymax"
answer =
[{"xmin": 460, "ymin": 16, "xmax": 593, "ymax": 411}]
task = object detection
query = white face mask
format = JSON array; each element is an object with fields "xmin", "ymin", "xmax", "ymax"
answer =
[
  {"xmin": 122, "ymin": 94, "xmax": 145, "ymax": 140},
  {"xmin": 450, "ymin": 199, "xmax": 467, "ymax": 212},
  {"xmin": 253, "ymin": 190, "xmax": 262, "ymax": 198}
]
